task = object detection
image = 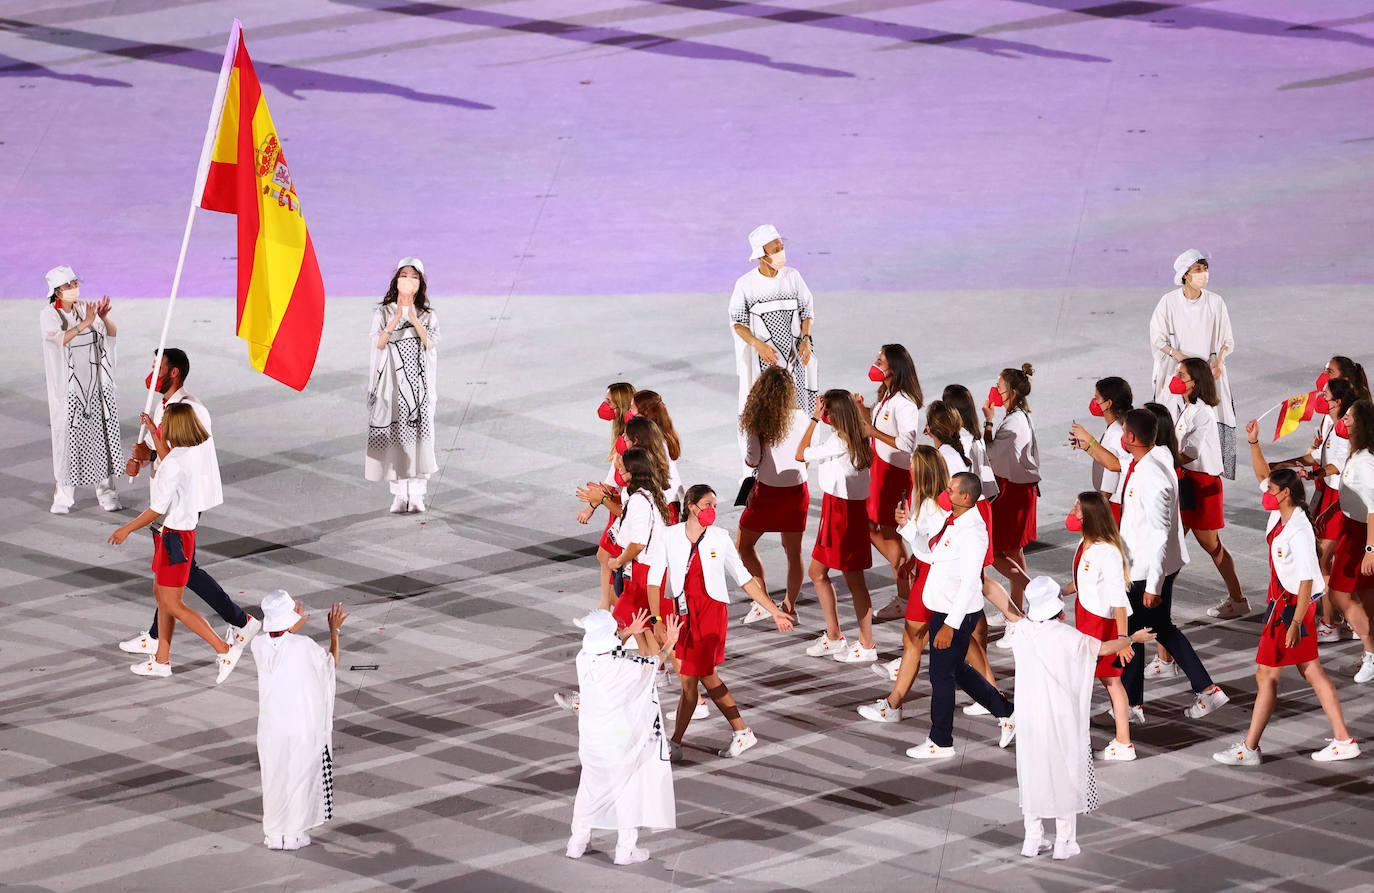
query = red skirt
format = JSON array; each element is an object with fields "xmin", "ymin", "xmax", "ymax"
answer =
[
  {"xmin": 598, "ymin": 522, "xmax": 623, "ymax": 559},
  {"xmin": 990, "ymin": 477, "xmax": 1036, "ymax": 552},
  {"xmin": 1256, "ymin": 598, "xmax": 1319, "ymax": 667},
  {"xmin": 976, "ymin": 499, "xmax": 994, "ymax": 567},
  {"xmin": 867, "ymin": 455, "xmax": 912, "ymax": 528},
  {"xmin": 1329, "ymin": 518, "xmax": 1373, "ymax": 592},
  {"xmin": 151, "ymin": 528, "xmax": 196, "ymax": 587},
  {"xmin": 1074, "ymin": 600, "xmax": 1122, "ymax": 678},
  {"xmin": 675, "ymin": 590, "xmax": 729, "ymax": 676},
  {"xmin": 904, "ymin": 559, "xmax": 933, "ymax": 623},
  {"xmin": 812, "ymin": 493, "xmax": 873, "ymax": 571},
  {"xmin": 1312, "ymin": 480, "xmax": 1344, "ymax": 541},
  {"xmin": 1110, "ymin": 501, "xmax": 1122, "ymax": 524},
  {"xmin": 739, "ymin": 481, "xmax": 809, "ymax": 533},
  {"xmin": 1179, "ymin": 469, "xmax": 1225, "ymax": 531},
  {"xmin": 611, "ymin": 562, "xmax": 668, "ymax": 628}
]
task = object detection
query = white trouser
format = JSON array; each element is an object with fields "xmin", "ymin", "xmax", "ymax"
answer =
[
  {"xmin": 388, "ymin": 477, "xmax": 428, "ymax": 497},
  {"xmin": 53, "ymin": 478, "xmax": 117, "ymax": 509}
]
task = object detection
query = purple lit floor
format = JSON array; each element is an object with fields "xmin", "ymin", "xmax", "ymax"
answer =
[{"xmin": 1, "ymin": 3, "xmax": 1373, "ymax": 892}]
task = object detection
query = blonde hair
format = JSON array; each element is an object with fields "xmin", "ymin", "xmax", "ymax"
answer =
[
  {"xmin": 605, "ymin": 381, "xmax": 635, "ymax": 462},
  {"xmin": 821, "ymin": 389, "xmax": 873, "ymax": 472},
  {"xmin": 161, "ymin": 403, "xmax": 209, "ymax": 449},
  {"xmin": 910, "ymin": 444, "xmax": 949, "ymax": 507}
]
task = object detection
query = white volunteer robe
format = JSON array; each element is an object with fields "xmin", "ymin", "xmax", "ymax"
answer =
[
  {"xmin": 1007, "ymin": 618, "xmax": 1100, "ymax": 819},
  {"xmin": 252, "ymin": 633, "xmax": 338, "ymax": 838},
  {"xmin": 729, "ymin": 266, "xmax": 819, "ymax": 416},
  {"xmin": 1148, "ymin": 287, "xmax": 1237, "ymax": 477},
  {"xmin": 39, "ymin": 302, "xmax": 122, "ymax": 493},
  {"xmin": 571, "ymin": 648, "xmax": 675, "ymax": 833},
  {"xmin": 366, "ymin": 305, "xmax": 439, "ymax": 485}
]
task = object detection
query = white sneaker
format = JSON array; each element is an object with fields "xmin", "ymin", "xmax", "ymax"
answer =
[
  {"xmin": 1311, "ymin": 738, "xmax": 1360, "ymax": 762},
  {"xmin": 1099, "ymin": 739, "xmax": 1136, "ymax": 761},
  {"xmin": 907, "ymin": 737, "xmax": 956, "ymax": 760},
  {"xmin": 265, "ymin": 834, "xmax": 286, "ymax": 850},
  {"xmin": 282, "ymin": 833, "xmax": 311, "ymax": 850},
  {"xmin": 719, "ymin": 727, "xmax": 757, "ymax": 758},
  {"xmin": 226, "ymin": 616, "xmax": 262, "ymax": 649},
  {"xmin": 1184, "ymin": 685, "xmax": 1229, "ymax": 719},
  {"xmin": 872, "ymin": 657, "xmax": 900, "ymax": 682},
  {"xmin": 1052, "ymin": 839, "xmax": 1080, "ymax": 860},
  {"xmin": 119, "ymin": 631, "xmax": 158, "ymax": 655},
  {"xmin": 963, "ymin": 702, "xmax": 991, "ymax": 717},
  {"xmin": 1108, "ymin": 705, "xmax": 1145, "ymax": 725},
  {"xmin": 97, "ymin": 493, "xmax": 123, "ymax": 512},
  {"xmin": 833, "ymin": 643, "xmax": 878, "ymax": 663},
  {"xmin": 742, "ymin": 602, "xmax": 769, "ymax": 625},
  {"xmin": 984, "ymin": 610, "xmax": 1006, "ymax": 629},
  {"xmin": 1212, "ymin": 741, "xmax": 1261, "ymax": 766},
  {"xmin": 566, "ymin": 834, "xmax": 589, "ymax": 859},
  {"xmin": 667, "ymin": 739, "xmax": 682, "ymax": 762},
  {"xmin": 858, "ymin": 698, "xmax": 902, "ymax": 723},
  {"xmin": 554, "ymin": 691, "xmax": 580, "ymax": 712},
  {"xmin": 998, "ymin": 715, "xmax": 1016, "ymax": 748},
  {"xmin": 409, "ymin": 496, "xmax": 426, "ymax": 513},
  {"xmin": 994, "ymin": 634, "xmax": 1014, "ymax": 650},
  {"xmin": 1316, "ymin": 622, "xmax": 1340, "ymax": 644},
  {"xmin": 130, "ymin": 658, "xmax": 172, "ymax": 677},
  {"xmin": 874, "ymin": 596, "xmax": 906, "ymax": 621},
  {"xmin": 1206, "ymin": 597, "xmax": 1251, "ymax": 620},
  {"xmin": 1355, "ymin": 652, "xmax": 1374, "ymax": 684},
  {"xmin": 614, "ymin": 847, "xmax": 650, "ymax": 866},
  {"xmin": 49, "ymin": 502, "xmax": 70, "ymax": 514},
  {"xmin": 389, "ymin": 495, "xmax": 407, "ymax": 513},
  {"xmin": 805, "ymin": 634, "xmax": 846, "ymax": 657},
  {"xmin": 673, "ymin": 701, "xmax": 709, "ymax": 720},
  {"xmin": 1144, "ymin": 657, "xmax": 1179, "ymax": 678},
  {"xmin": 215, "ymin": 643, "xmax": 246, "ymax": 684}
]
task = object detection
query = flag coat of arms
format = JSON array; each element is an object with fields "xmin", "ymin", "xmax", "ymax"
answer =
[
  {"xmin": 193, "ymin": 20, "xmax": 324, "ymax": 391},
  {"xmin": 1272, "ymin": 392, "xmax": 1315, "ymax": 441}
]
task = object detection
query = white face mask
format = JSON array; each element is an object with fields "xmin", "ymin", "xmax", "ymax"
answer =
[
  {"xmin": 766, "ymin": 249, "xmax": 786, "ymax": 270},
  {"xmin": 1187, "ymin": 270, "xmax": 1208, "ymax": 289},
  {"xmin": 396, "ymin": 278, "xmax": 419, "ymax": 298},
  {"xmin": 59, "ymin": 286, "xmax": 79, "ymax": 304}
]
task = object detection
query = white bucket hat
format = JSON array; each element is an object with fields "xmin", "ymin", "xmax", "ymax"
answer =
[
  {"xmin": 1024, "ymin": 575, "xmax": 1066, "ymax": 622},
  {"xmin": 747, "ymin": 224, "xmax": 782, "ymax": 261},
  {"xmin": 1172, "ymin": 249, "xmax": 1206, "ymax": 286},
  {"xmin": 580, "ymin": 609, "xmax": 621, "ymax": 654},
  {"xmin": 396, "ymin": 256, "xmax": 425, "ymax": 276},
  {"xmin": 45, "ymin": 265, "xmax": 80, "ymax": 296},
  {"xmin": 261, "ymin": 589, "xmax": 300, "ymax": 633}
]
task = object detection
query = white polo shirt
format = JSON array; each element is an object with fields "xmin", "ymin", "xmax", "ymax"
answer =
[
  {"xmin": 1175, "ymin": 401, "xmax": 1222, "ymax": 475},
  {"xmin": 149, "ymin": 450, "xmax": 200, "ymax": 531},
  {"xmin": 871, "ymin": 391, "xmax": 923, "ymax": 469},
  {"xmin": 803, "ymin": 429, "xmax": 870, "ymax": 500}
]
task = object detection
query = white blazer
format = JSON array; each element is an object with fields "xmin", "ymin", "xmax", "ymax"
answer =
[
  {"xmin": 1074, "ymin": 541, "xmax": 1132, "ymax": 620},
  {"xmin": 655, "ymin": 525, "xmax": 752, "ymax": 605},
  {"xmin": 908, "ymin": 507, "xmax": 987, "ymax": 630},
  {"xmin": 1339, "ymin": 450, "xmax": 1374, "ymax": 521},
  {"xmin": 988, "ymin": 408, "xmax": 1040, "ymax": 483},
  {"xmin": 1260, "ymin": 482, "xmax": 1325, "ymax": 597},
  {"xmin": 897, "ymin": 498, "xmax": 947, "ymax": 555},
  {"xmin": 1118, "ymin": 449, "xmax": 1189, "ymax": 592},
  {"xmin": 1175, "ymin": 401, "xmax": 1222, "ymax": 475},
  {"xmin": 871, "ymin": 391, "xmax": 924, "ymax": 468}
]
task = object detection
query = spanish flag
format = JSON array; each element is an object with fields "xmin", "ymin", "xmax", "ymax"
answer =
[
  {"xmin": 1272, "ymin": 391, "xmax": 1315, "ymax": 441},
  {"xmin": 192, "ymin": 21, "xmax": 324, "ymax": 391}
]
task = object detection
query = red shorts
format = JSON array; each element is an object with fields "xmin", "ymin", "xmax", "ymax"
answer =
[
  {"xmin": 1312, "ymin": 480, "xmax": 1344, "ymax": 542},
  {"xmin": 1329, "ymin": 519, "xmax": 1373, "ymax": 593},
  {"xmin": 866, "ymin": 455, "xmax": 912, "ymax": 528},
  {"xmin": 1075, "ymin": 601, "xmax": 1122, "ymax": 678},
  {"xmin": 739, "ymin": 481, "xmax": 809, "ymax": 533},
  {"xmin": 151, "ymin": 528, "xmax": 196, "ymax": 587},
  {"xmin": 611, "ymin": 562, "xmax": 668, "ymax": 628},
  {"xmin": 1256, "ymin": 599, "xmax": 1319, "ymax": 667},
  {"xmin": 990, "ymin": 477, "xmax": 1036, "ymax": 552},
  {"xmin": 977, "ymin": 499, "xmax": 994, "ymax": 567},
  {"xmin": 811, "ymin": 493, "xmax": 873, "ymax": 572},
  {"xmin": 1179, "ymin": 469, "xmax": 1225, "ymax": 531},
  {"xmin": 675, "ymin": 589, "xmax": 729, "ymax": 676},
  {"xmin": 904, "ymin": 559, "xmax": 933, "ymax": 623},
  {"xmin": 598, "ymin": 523, "xmax": 623, "ymax": 559}
]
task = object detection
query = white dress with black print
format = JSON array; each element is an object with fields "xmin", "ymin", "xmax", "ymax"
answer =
[
  {"xmin": 366, "ymin": 305, "xmax": 439, "ymax": 483},
  {"xmin": 729, "ymin": 266, "xmax": 818, "ymax": 416},
  {"xmin": 40, "ymin": 302, "xmax": 122, "ymax": 488}
]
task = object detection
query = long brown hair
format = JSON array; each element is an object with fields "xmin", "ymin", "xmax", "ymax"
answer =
[
  {"xmin": 821, "ymin": 389, "xmax": 873, "ymax": 472},
  {"xmin": 739, "ymin": 366, "xmax": 797, "ymax": 448},
  {"xmin": 910, "ymin": 445, "xmax": 949, "ymax": 508},
  {"xmin": 1331, "ymin": 356, "xmax": 1370, "ymax": 401},
  {"xmin": 1001, "ymin": 363, "xmax": 1034, "ymax": 413},
  {"xmin": 624, "ymin": 417, "xmax": 671, "ymax": 492},
  {"xmin": 605, "ymin": 381, "xmax": 636, "ymax": 461},
  {"xmin": 1179, "ymin": 357, "xmax": 1219, "ymax": 407},
  {"xmin": 925, "ymin": 400, "xmax": 969, "ymax": 468},
  {"xmin": 941, "ymin": 384, "xmax": 980, "ymax": 441},
  {"xmin": 632, "ymin": 390, "xmax": 681, "ymax": 461},
  {"xmin": 1267, "ymin": 469, "xmax": 1314, "ymax": 529},
  {"xmin": 1347, "ymin": 399, "xmax": 1374, "ymax": 455},
  {"xmin": 877, "ymin": 343, "xmax": 923, "ymax": 408},
  {"xmin": 621, "ymin": 447, "xmax": 671, "ymax": 523},
  {"xmin": 1077, "ymin": 491, "xmax": 1129, "ymax": 582}
]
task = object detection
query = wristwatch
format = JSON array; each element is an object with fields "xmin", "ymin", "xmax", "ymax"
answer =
[{"xmin": 1365, "ymin": 545, "xmax": 1374, "ymax": 554}]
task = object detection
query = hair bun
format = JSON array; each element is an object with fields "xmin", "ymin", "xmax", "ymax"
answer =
[{"xmin": 1021, "ymin": 363, "xmax": 1034, "ymax": 377}]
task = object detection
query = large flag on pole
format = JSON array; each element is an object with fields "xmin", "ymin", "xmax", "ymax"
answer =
[
  {"xmin": 1262, "ymin": 391, "xmax": 1316, "ymax": 442},
  {"xmin": 192, "ymin": 20, "xmax": 324, "ymax": 391}
]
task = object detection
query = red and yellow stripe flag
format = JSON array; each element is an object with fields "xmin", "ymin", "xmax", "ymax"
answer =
[
  {"xmin": 193, "ymin": 21, "xmax": 324, "ymax": 391},
  {"xmin": 1272, "ymin": 392, "xmax": 1315, "ymax": 441}
]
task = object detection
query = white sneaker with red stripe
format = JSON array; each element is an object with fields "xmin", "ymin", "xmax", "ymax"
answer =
[
  {"xmin": 741, "ymin": 602, "xmax": 769, "ymax": 625},
  {"xmin": 1206, "ymin": 597, "xmax": 1251, "ymax": 620},
  {"xmin": 1144, "ymin": 657, "xmax": 1179, "ymax": 678},
  {"xmin": 833, "ymin": 643, "xmax": 878, "ymax": 663},
  {"xmin": 118, "ymin": 631, "xmax": 158, "ymax": 655},
  {"xmin": 858, "ymin": 699, "xmax": 902, "ymax": 723},
  {"xmin": 907, "ymin": 737, "xmax": 956, "ymax": 760},
  {"xmin": 805, "ymin": 634, "xmax": 846, "ymax": 657},
  {"xmin": 1099, "ymin": 739, "xmax": 1136, "ymax": 761},
  {"xmin": 130, "ymin": 658, "xmax": 171, "ymax": 678},
  {"xmin": 1184, "ymin": 685, "xmax": 1229, "ymax": 719},
  {"xmin": 1212, "ymin": 741, "xmax": 1261, "ymax": 766},
  {"xmin": 1311, "ymin": 738, "xmax": 1360, "ymax": 762}
]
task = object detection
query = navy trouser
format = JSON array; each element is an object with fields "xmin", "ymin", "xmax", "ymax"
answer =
[
  {"xmin": 928, "ymin": 610, "xmax": 1013, "ymax": 748},
  {"xmin": 148, "ymin": 559, "xmax": 248, "ymax": 638},
  {"xmin": 1121, "ymin": 572, "xmax": 1213, "ymax": 707}
]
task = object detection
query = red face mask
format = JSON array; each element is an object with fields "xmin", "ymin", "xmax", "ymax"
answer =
[
  {"xmin": 614, "ymin": 467, "xmax": 626, "ymax": 487},
  {"xmin": 1336, "ymin": 419, "xmax": 1350, "ymax": 438},
  {"xmin": 987, "ymin": 386, "xmax": 1004, "ymax": 408},
  {"xmin": 1312, "ymin": 393, "xmax": 1331, "ymax": 415},
  {"xmin": 1261, "ymin": 492, "xmax": 1280, "ymax": 511},
  {"xmin": 1065, "ymin": 511, "xmax": 1083, "ymax": 532},
  {"xmin": 1168, "ymin": 376, "xmax": 1187, "ymax": 395},
  {"xmin": 1088, "ymin": 397, "xmax": 1104, "ymax": 418},
  {"xmin": 1316, "ymin": 372, "xmax": 1330, "ymax": 390},
  {"xmin": 597, "ymin": 401, "xmax": 616, "ymax": 421},
  {"xmin": 820, "ymin": 412, "xmax": 831, "ymax": 426},
  {"xmin": 937, "ymin": 491, "xmax": 953, "ymax": 511},
  {"xmin": 614, "ymin": 434, "xmax": 627, "ymax": 455},
  {"xmin": 624, "ymin": 407, "xmax": 637, "ymax": 421},
  {"xmin": 697, "ymin": 507, "xmax": 716, "ymax": 527},
  {"xmin": 867, "ymin": 364, "xmax": 886, "ymax": 383}
]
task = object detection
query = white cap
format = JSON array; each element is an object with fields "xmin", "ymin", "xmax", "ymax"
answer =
[
  {"xmin": 580, "ymin": 609, "xmax": 621, "ymax": 654},
  {"xmin": 260, "ymin": 589, "xmax": 299, "ymax": 633},
  {"xmin": 748, "ymin": 224, "xmax": 782, "ymax": 261},
  {"xmin": 396, "ymin": 256, "xmax": 425, "ymax": 276},
  {"xmin": 1024, "ymin": 575, "xmax": 1065, "ymax": 622},
  {"xmin": 45, "ymin": 265, "xmax": 79, "ymax": 296},
  {"xmin": 1172, "ymin": 249, "xmax": 1206, "ymax": 286}
]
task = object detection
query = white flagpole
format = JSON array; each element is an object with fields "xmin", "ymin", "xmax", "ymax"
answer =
[{"xmin": 133, "ymin": 20, "xmax": 242, "ymax": 474}]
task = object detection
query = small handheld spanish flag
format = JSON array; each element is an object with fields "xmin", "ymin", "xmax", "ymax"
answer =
[
  {"xmin": 192, "ymin": 20, "xmax": 324, "ymax": 391},
  {"xmin": 1270, "ymin": 392, "xmax": 1315, "ymax": 442}
]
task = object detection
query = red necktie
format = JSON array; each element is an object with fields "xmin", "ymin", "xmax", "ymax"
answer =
[
  {"xmin": 929, "ymin": 515, "xmax": 953, "ymax": 549},
  {"xmin": 1119, "ymin": 459, "xmax": 1139, "ymax": 519}
]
